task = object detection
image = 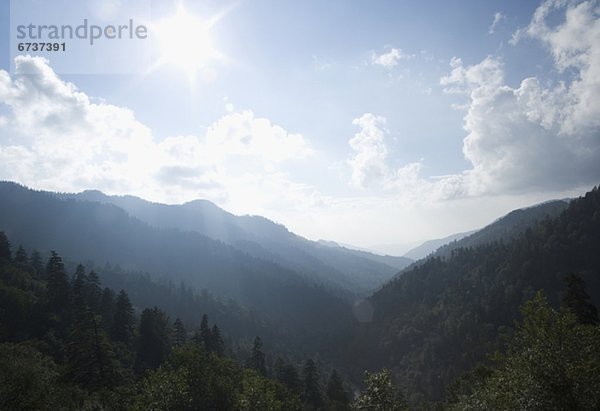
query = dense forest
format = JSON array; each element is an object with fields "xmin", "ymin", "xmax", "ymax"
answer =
[
  {"xmin": 0, "ymin": 239, "xmax": 388, "ymax": 410},
  {"xmin": 344, "ymin": 187, "xmax": 600, "ymax": 407},
  {"xmin": 1, "ymin": 184, "xmax": 600, "ymax": 409}
]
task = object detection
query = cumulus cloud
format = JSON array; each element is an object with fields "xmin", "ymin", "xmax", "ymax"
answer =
[
  {"xmin": 0, "ymin": 55, "xmax": 315, "ymax": 212},
  {"xmin": 488, "ymin": 12, "xmax": 506, "ymax": 34},
  {"xmin": 346, "ymin": 113, "xmax": 454, "ymax": 200},
  {"xmin": 371, "ymin": 48, "xmax": 412, "ymax": 69},
  {"xmin": 440, "ymin": 0, "xmax": 600, "ymax": 195}
]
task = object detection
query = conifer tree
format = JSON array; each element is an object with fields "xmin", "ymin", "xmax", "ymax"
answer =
[
  {"xmin": 211, "ymin": 324, "xmax": 224, "ymax": 356},
  {"xmin": 248, "ymin": 336, "xmax": 267, "ymax": 376},
  {"xmin": 111, "ymin": 290, "xmax": 135, "ymax": 347},
  {"xmin": 302, "ymin": 358, "xmax": 323, "ymax": 409},
  {"xmin": 0, "ymin": 231, "xmax": 11, "ymax": 261},
  {"xmin": 136, "ymin": 307, "xmax": 171, "ymax": 372},
  {"xmin": 172, "ymin": 318, "xmax": 187, "ymax": 348},
  {"xmin": 326, "ymin": 369, "xmax": 351, "ymax": 410},
  {"xmin": 562, "ymin": 273, "xmax": 599, "ymax": 325},
  {"xmin": 14, "ymin": 245, "xmax": 28, "ymax": 265},
  {"xmin": 45, "ymin": 251, "xmax": 70, "ymax": 314}
]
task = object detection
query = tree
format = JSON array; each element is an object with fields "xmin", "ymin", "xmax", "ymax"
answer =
[
  {"xmin": 275, "ymin": 357, "xmax": 301, "ymax": 394},
  {"xmin": 326, "ymin": 370, "xmax": 351, "ymax": 410},
  {"xmin": 452, "ymin": 291, "xmax": 600, "ymax": 410},
  {"xmin": 111, "ymin": 290, "xmax": 135, "ymax": 347},
  {"xmin": 302, "ymin": 358, "xmax": 323, "ymax": 409},
  {"xmin": 71, "ymin": 264, "xmax": 88, "ymax": 308},
  {"xmin": 248, "ymin": 336, "xmax": 267, "ymax": 377},
  {"xmin": 85, "ymin": 270, "xmax": 103, "ymax": 313},
  {"xmin": 562, "ymin": 273, "xmax": 599, "ymax": 325},
  {"xmin": 136, "ymin": 306, "xmax": 171, "ymax": 372},
  {"xmin": 355, "ymin": 369, "xmax": 406, "ymax": 411},
  {"xmin": 173, "ymin": 318, "xmax": 187, "ymax": 348},
  {"xmin": 211, "ymin": 324, "xmax": 224, "ymax": 356},
  {"xmin": 14, "ymin": 246, "xmax": 28, "ymax": 265},
  {"xmin": 65, "ymin": 307, "xmax": 118, "ymax": 389},
  {"xmin": 45, "ymin": 251, "xmax": 70, "ymax": 315},
  {"xmin": 99, "ymin": 287, "xmax": 116, "ymax": 332},
  {"xmin": 29, "ymin": 250, "xmax": 43, "ymax": 278},
  {"xmin": 0, "ymin": 231, "xmax": 10, "ymax": 261}
]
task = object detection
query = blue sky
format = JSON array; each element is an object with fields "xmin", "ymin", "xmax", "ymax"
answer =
[{"xmin": 0, "ymin": 0, "xmax": 598, "ymax": 253}]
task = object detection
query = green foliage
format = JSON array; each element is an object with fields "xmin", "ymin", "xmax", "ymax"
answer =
[
  {"xmin": 172, "ymin": 317, "xmax": 187, "ymax": 347},
  {"xmin": 45, "ymin": 251, "xmax": 70, "ymax": 314},
  {"xmin": 562, "ymin": 273, "xmax": 599, "ymax": 325},
  {"xmin": 349, "ymin": 187, "xmax": 600, "ymax": 404},
  {"xmin": 302, "ymin": 358, "xmax": 323, "ymax": 409},
  {"xmin": 354, "ymin": 369, "xmax": 406, "ymax": 411},
  {"xmin": 0, "ymin": 232, "xmax": 10, "ymax": 262},
  {"xmin": 111, "ymin": 290, "xmax": 135, "ymax": 347},
  {"xmin": 0, "ymin": 342, "xmax": 63, "ymax": 410},
  {"xmin": 135, "ymin": 306, "xmax": 171, "ymax": 372},
  {"xmin": 451, "ymin": 291, "xmax": 600, "ymax": 410},
  {"xmin": 326, "ymin": 369, "xmax": 351, "ymax": 410},
  {"xmin": 248, "ymin": 335, "xmax": 267, "ymax": 376}
]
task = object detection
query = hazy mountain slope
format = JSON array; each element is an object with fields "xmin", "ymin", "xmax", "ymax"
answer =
[
  {"xmin": 317, "ymin": 240, "xmax": 413, "ymax": 270},
  {"xmin": 431, "ymin": 199, "xmax": 570, "ymax": 260},
  {"xmin": 62, "ymin": 189, "xmax": 402, "ymax": 293},
  {"xmin": 0, "ymin": 182, "xmax": 355, "ymax": 352},
  {"xmin": 344, "ymin": 187, "xmax": 600, "ymax": 404},
  {"xmin": 403, "ymin": 231, "xmax": 474, "ymax": 260}
]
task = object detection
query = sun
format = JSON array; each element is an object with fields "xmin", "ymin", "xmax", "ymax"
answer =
[{"xmin": 151, "ymin": 5, "xmax": 223, "ymax": 82}]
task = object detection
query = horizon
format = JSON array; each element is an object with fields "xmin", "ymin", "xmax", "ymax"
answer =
[{"xmin": 0, "ymin": 0, "xmax": 598, "ymax": 248}]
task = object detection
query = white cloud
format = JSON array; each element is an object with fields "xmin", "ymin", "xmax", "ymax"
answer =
[
  {"xmin": 440, "ymin": 0, "xmax": 600, "ymax": 195},
  {"xmin": 0, "ymin": 55, "xmax": 316, "ymax": 214},
  {"xmin": 371, "ymin": 48, "xmax": 413, "ymax": 69},
  {"xmin": 348, "ymin": 113, "xmax": 389, "ymax": 188},
  {"xmin": 489, "ymin": 12, "xmax": 506, "ymax": 34}
]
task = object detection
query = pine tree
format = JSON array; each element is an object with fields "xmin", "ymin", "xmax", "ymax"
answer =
[
  {"xmin": 14, "ymin": 246, "xmax": 28, "ymax": 265},
  {"xmin": 326, "ymin": 369, "xmax": 351, "ymax": 410},
  {"xmin": 0, "ymin": 231, "xmax": 11, "ymax": 261},
  {"xmin": 302, "ymin": 358, "xmax": 323, "ymax": 409},
  {"xmin": 100, "ymin": 287, "xmax": 116, "ymax": 332},
  {"xmin": 200, "ymin": 314, "xmax": 211, "ymax": 350},
  {"xmin": 86, "ymin": 270, "xmax": 103, "ymax": 313},
  {"xmin": 136, "ymin": 307, "xmax": 171, "ymax": 372},
  {"xmin": 111, "ymin": 290, "xmax": 135, "ymax": 347},
  {"xmin": 562, "ymin": 273, "xmax": 599, "ymax": 325},
  {"xmin": 29, "ymin": 250, "xmax": 43, "ymax": 278},
  {"xmin": 275, "ymin": 357, "xmax": 301, "ymax": 394},
  {"xmin": 210, "ymin": 324, "xmax": 224, "ymax": 356},
  {"xmin": 248, "ymin": 336, "xmax": 267, "ymax": 377},
  {"xmin": 172, "ymin": 318, "xmax": 187, "ymax": 348},
  {"xmin": 45, "ymin": 251, "xmax": 70, "ymax": 314},
  {"xmin": 71, "ymin": 264, "xmax": 88, "ymax": 308}
]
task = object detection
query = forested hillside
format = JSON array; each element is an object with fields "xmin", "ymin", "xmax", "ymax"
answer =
[
  {"xmin": 0, "ymin": 182, "xmax": 357, "ymax": 357},
  {"xmin": 0, "ymin": 240, "xmax": 359, "ymax": 409},
  {"xmin": 60, "ymin": 188, "xmax": 411, "ymax": 293},
  {"xmin": 345, "ymin": 187, "xmax": 600, "ymax": 406}
]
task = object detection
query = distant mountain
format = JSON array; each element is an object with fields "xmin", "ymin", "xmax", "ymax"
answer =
[
  {"xmin": 60, "ymin": 188, "xmax": 407, "ymax": 294},
  {"xmin": 402, "ymin": 231, "xmax": 474, "ymax": 260},
  {"xmin": 430, "ymin": 199, "xmax": 571, "ymax": 260},
  {"xmin": 317, "ymin": 240, "xmax": 413, "ymax": 271},
  {"xmin": 344, "ymin": 187, "xmax": 599, "ymax": 404}
]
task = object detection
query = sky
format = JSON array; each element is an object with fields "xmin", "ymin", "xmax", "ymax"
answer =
[{"xmin": 0, "ymin": 0, "xmax": 599, "ymax": 253}]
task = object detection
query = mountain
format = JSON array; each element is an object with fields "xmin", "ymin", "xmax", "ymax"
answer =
[
  {"xmin": 317, "ymin": 239, "xmax": 413, "ymax": 270},
  {"xmin": 429, "ymin": 199, "xmax": 571, "ymax": 260},
  {"xmin": 343, "ymin": 187, "xmax": 600, "ymax": 405},
  {"xmin": 402, "ymin": 231, "xmax": 474, "ymax": 260},
  {"xmin": 59, "ymin": 188, "xmax": 408, "ymax": 294},
  {"xmin": 0, "ymin": 181, "xmax": 355, "ymax": 355}
]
